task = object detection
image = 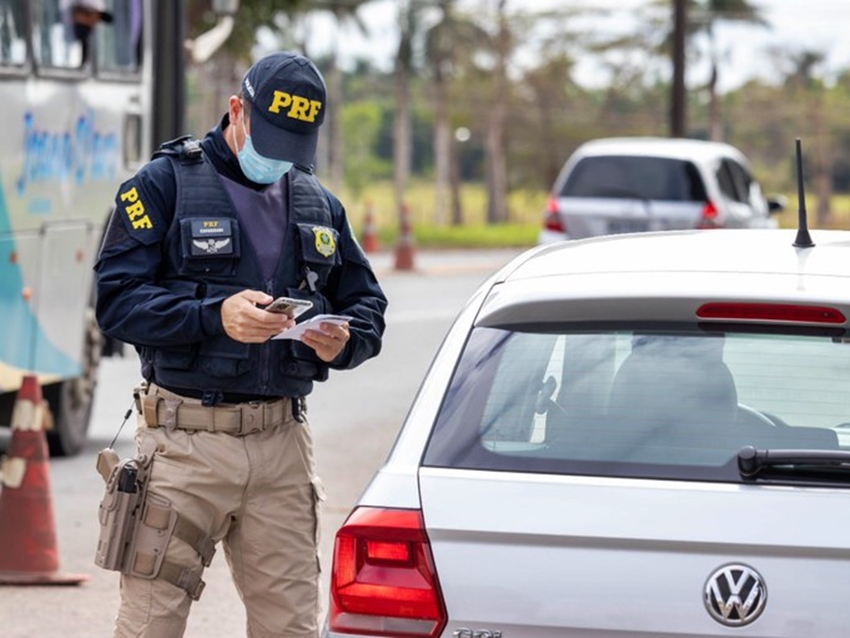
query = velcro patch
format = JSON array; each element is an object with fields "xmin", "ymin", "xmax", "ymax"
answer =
[
  {"xmin": 190, "ymin": 219, "xmax": 233, "ymax": 256},
  {"xmin": 119, "ymin": 185, "xmax": 154, "ymax": 231}
]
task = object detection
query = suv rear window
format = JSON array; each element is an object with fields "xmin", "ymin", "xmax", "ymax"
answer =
[
  {"xmin": 561, "ymin": 156, "xmax": 707, "ymax": 202},
  {"xmin": 423, "ymin": 325, "xmax": 848, "ymax": 482}
]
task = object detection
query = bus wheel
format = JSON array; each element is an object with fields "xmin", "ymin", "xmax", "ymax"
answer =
[{"xmin": 46, "ymin": 307, "xmax": 103, "ymax": 457}]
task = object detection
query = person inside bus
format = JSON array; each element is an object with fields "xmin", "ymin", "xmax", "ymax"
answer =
[
  {"xmin": 94, "ymin": 51, "xmax": 387, "ymax": 637},
  {"xmin": 69, "ymin": 0, "xmax": 112, "ymax": 65}
]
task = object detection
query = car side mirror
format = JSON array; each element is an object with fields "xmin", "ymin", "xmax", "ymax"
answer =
[{"xmin": 767, "ymin": 196, "xmax": 787, "ymax": 214}]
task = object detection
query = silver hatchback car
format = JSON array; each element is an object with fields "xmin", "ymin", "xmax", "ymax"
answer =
[
  {"xmin": 324, "ymin": 229, "xmax": 850, "ymax": 638},
  {"xmin": 539, "ymin": 137, "xmax": 784, "ymax": 243}
]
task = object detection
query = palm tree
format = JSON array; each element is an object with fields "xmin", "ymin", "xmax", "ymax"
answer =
[
  {"xmin": 484, "ymin": 0, "xmax": 510, "ymax": 225},
  {"xmin": 392, "ymin": 1, "xmax": 422, "ymax": 223},
  {"xmin": 424, "ymin": 0, "xmax": 488, "ymax": 225},
  {"xmin": 689, "ymin": 0, "xmax": 770, "ymax": 140},
  {"xmin": 304, "ymin": 0, "xmax": 372, "ymax": 191}
]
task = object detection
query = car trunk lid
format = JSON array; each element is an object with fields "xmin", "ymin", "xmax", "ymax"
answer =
[{"xmin": 419, "ymin": 468, "xmax": 850, "ymax": 637}]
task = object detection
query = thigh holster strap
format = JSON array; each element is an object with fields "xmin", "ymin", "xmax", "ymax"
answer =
[
  {"xmin": 173, "ymin": 515, "xmax": 216, "ymax": 566},
  {"xmin": 127, "ymin": 496, "xmax": 215, "ymax": 600},
  {"xmin": 159, "ymin": 560, "xmax": 206, "ymax": 601},
  {"xmin": 138, "ymin": 500, "xmax": 216, "ymax": 567}
]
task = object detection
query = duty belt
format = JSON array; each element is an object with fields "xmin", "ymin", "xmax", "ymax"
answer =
[{"xmin": 138, "ymin": 383, "xmax": 305, "ymax": 436}]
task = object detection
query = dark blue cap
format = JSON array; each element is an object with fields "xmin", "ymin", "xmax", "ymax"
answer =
[{"xmin": 241, "ymin": 52, "xmax": 326, "ymax": 165}]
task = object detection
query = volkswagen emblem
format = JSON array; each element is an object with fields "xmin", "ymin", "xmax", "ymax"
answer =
[{"xmin": 704, "ymin": 563, "xmax": 767, "ymax": 627}]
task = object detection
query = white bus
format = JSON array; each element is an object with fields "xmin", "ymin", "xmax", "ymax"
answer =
[{"xmin": 0, "ymin": 0, "xmax": 203, "ymax": 455}]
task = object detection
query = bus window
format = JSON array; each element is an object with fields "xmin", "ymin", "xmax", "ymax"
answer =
[
  {"xmin": 31, "ymin": 0, "xmax": 84, "ymax": 69},
  {"xmin": 0, "ymin": 0, "xmax": 27, "ymax": 66},
  {"xmin": 96, "ymin": 0, "xmax": 142, "ymax": 73}
]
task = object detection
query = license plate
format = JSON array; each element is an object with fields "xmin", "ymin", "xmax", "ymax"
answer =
[{"xmin": 607, "ymin": 219, "xmax": 649, "ymax": 234}]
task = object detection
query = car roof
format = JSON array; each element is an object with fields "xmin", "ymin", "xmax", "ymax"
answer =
[
  {"xmin": 479, "ymin": 229, "xmax": 850, "ymax": 326},
  {"xmin": 506, "ymin": 229, "xmax": 850, "ymax": 279},
  {"xmin": 572, "ymin": 136, "xmax": 748, "ymax": 163}
]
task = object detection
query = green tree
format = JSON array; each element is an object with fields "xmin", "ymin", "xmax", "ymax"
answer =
[{"xmin": 341, "ymin": 101, "xmax": 390, "ymax": 200}]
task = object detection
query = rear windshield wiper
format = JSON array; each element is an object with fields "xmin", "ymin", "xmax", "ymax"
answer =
[{"xmin": 738, "ymin": 446, "xmax": 850, "ymax": 481}]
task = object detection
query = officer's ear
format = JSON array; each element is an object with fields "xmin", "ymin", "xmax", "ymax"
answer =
[
  {"xmin": 227, "ymin": 95, "xmax": 243, "ymax": 127},
  {"xmin": 226, "ymin": 96, "xmax": 248, "ymax": 153}
]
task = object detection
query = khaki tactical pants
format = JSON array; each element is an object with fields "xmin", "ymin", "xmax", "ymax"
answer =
[{"xmin": 113, "ymin": 396, "xmax": 325, "ymax": 638}]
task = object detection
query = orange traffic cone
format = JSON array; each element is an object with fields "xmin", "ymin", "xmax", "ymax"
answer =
[
  {"xmin": 361, "ymin": 200, "xmax": 380, "ymax": 253},
  {"xmin": 393, "ymin": 202, "xmax": 415, "ymax": 271},
  {"xmin": 0, "ymin": 374, "xmax": 88, "ymax": 585}
]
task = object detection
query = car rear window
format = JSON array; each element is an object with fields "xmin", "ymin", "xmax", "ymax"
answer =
[
  {"xmin": 423, "ymin": 325, "xmax": 849, "ymax": 482},
  {"xmin": 560, "ymin": 155, "xmax": 707, "ymax": 202}
]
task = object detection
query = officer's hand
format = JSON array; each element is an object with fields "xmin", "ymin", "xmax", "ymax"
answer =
[
  {"xmin": 301, "ymin": 322, "xmax": 350, "ymax": 362},
  {"xmin": 221, "ymin": 290, "xmax": 295, "ymax": 343}
]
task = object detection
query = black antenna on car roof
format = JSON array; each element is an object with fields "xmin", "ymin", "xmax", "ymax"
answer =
[{"xmin": 793, "ymin": 138, "xmax": 815, "ymax": 248}]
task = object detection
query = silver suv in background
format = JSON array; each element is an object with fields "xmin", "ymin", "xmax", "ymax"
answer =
[{"xmin": 539, "ymin": 137, "xmax": 785, "ymax": 243}]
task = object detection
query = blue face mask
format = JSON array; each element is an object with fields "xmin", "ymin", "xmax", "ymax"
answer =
[{"xmin": 236, "ymin": 116, "xmax": 293, "ymax": 184}]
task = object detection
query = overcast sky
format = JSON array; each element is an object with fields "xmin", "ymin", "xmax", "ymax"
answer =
[{"xmin": 296, "ymin": 0, "xmax": 850, "ymax": 91}]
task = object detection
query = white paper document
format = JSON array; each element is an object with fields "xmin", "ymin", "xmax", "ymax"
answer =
[{"xmin": 271, "ymin": 314, "xmax": 353, "ymax": 340}]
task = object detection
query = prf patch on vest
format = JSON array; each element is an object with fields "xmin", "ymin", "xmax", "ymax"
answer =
[
  {"xmin": 119, "ymin": 185, "xmax": 153, "ymax": 232},
  {"xmin": 190, "ymin": 219, "xmax": 234, "ymax": 256},
  {"xmin": 312, "ymin": 226, "xmax": 336, "ymax": 258}
]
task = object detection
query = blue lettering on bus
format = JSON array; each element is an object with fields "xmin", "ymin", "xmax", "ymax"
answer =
[
  {"xmin": 16, "ymin": 110, "xmax": 119, "ymax": 195},
  {"xmin": 27, "ymin": 198, "xmax": 52, "ymax": 215}
]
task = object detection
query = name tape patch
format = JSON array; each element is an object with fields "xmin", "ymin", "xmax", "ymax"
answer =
[{"xmin": 190, "ymin": 219, "xmax": 233, "ymax": 256}]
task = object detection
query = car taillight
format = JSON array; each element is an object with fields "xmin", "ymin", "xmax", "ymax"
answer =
[
  {"xmin": 697, "ymin": 302, "xmax": 846, "ymax": 324},
  {"xmin": 543, "ymin": 196, "xmax": 565, "ymax": 232},
  {"xmin": 697, "ymin": 200, "xmax": 720, "ymax": 228},
  {"xmin": 329, "ymin": 507, "xmax": 447, "ymax": 638}
]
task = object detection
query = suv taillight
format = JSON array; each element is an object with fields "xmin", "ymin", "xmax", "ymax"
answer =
[
  {"xmin": 543, "ymin": 195, "xmax": 565, "ymax": 232},
  {"xmin": 697, "ymin": 200, "xmax": 720, "ymax": 228},
  {"xmin": 329, "ymin": 507, "xmax": 447, "ymax": 638}
]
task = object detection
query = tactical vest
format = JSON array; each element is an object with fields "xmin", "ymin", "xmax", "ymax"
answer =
[{"xmin": 138, "ymin": 136, "xmax": 342, "ymax": 398}]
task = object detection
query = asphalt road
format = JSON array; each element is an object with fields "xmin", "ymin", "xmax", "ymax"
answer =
[{"xmin": 0, "ymin": 247, "xmax": 526, "ymax": 638}]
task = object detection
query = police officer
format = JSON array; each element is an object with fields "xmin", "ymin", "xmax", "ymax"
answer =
[{"xmin": 95, "ymin": 52, "xmax": 387, "ymax": 637}]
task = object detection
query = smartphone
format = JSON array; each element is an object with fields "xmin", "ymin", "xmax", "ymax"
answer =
[{"xmin": 263, "ymin": 297, "xmax": 314, "ymax": 318}]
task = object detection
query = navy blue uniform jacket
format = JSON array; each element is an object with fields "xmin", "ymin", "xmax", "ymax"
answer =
[{"xmin": 94, "ymin": 117, "xmax": 387, "ymax": 399}]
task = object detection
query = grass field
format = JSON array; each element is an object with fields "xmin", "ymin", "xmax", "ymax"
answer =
[
  {"xmin": 774, "ymin": 194, "xmax": 850, "ymax": 231},
  {"xmin": 342, "ymin": 181, "xmax": 850, "ymax": 249},
  {"xmin": 340, "ymin": 180, "xmax": 544, "ymax": 248}
]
